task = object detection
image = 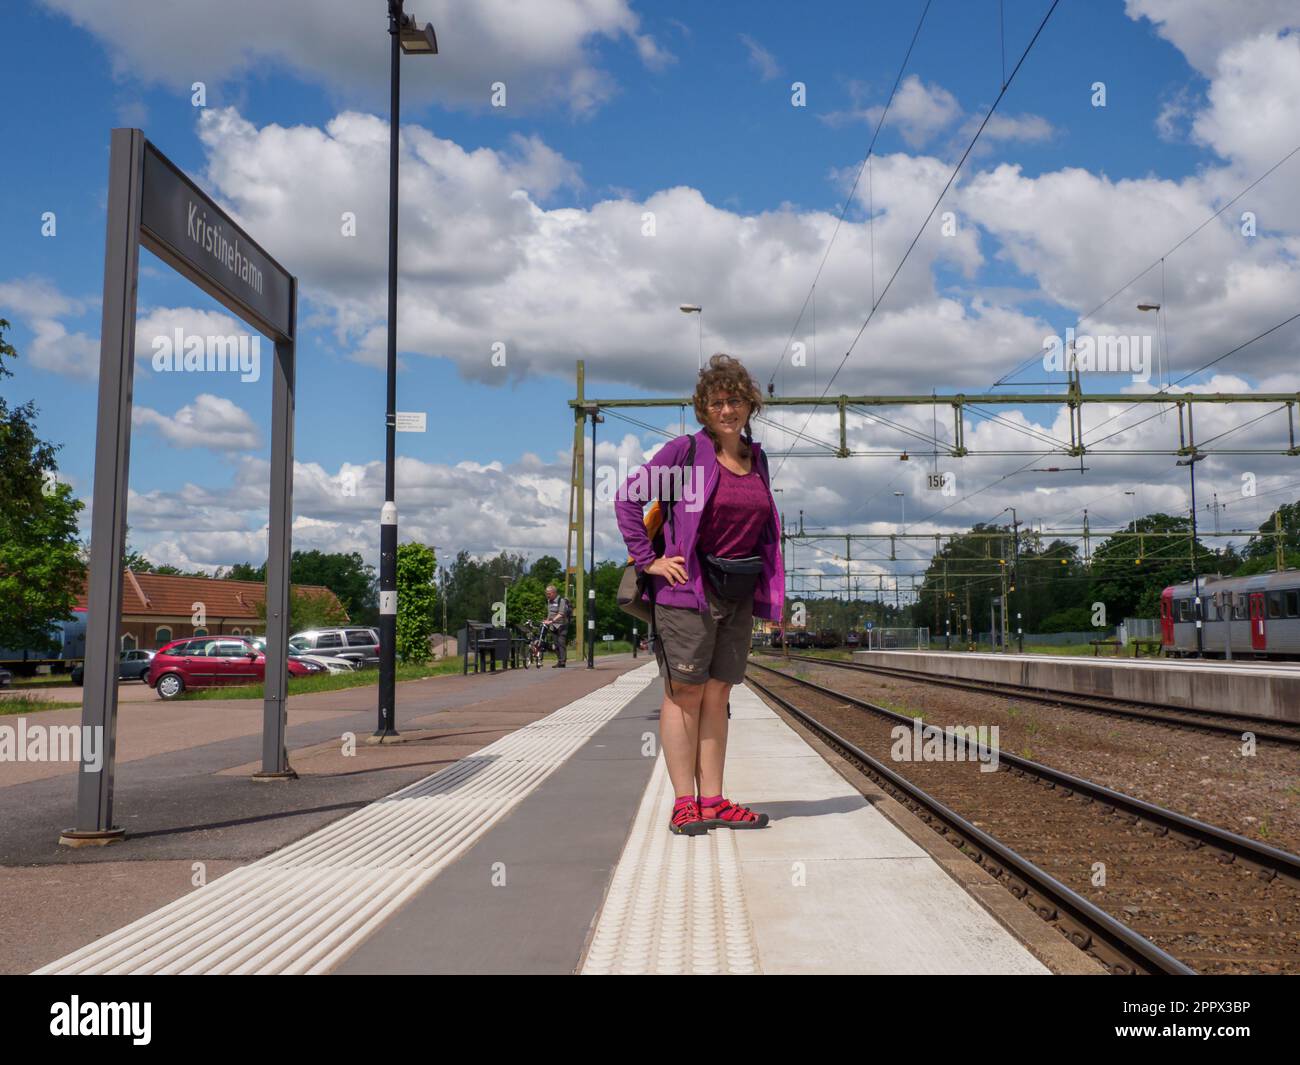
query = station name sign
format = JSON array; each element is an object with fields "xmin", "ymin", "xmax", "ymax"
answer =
[{"xmin": 139, "ymin": 141, "xmax": 293, "ymax": 341}]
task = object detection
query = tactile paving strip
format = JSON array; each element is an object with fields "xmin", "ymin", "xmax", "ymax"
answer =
[
  {"xmin": 581, "ymin": 751, "xmax": 761, "ymax": 975},
  {"xmin": 35, "ymin": 664, "xmax": 658, "ymax": 975}
]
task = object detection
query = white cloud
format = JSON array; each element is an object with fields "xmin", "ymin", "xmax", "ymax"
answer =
[
  {"xmin": 0, "ymin": 277, "xmax": 99, "ymax": 377},
  {"xmin": 1190, "ymin": 33, "xmax": 1300, "ymax": 170},
  {"xmin": 1125, "ymin": 0, "xmax": 1300, "ymax": 76},
  {"xmin": 40, "ymin": 0, "xmax": 666, "ymax": 117},
  {"xmin": 133, "ymin": 394, "xmax": 262, "ymax": 451},
  {"xmin": 973, "ymin": 111, "xmax": 1055, "ymax": 143},
  {"xmin": 739, "ymin": 34, "xmax": 781, "ymax": 81},
  {"xmin": 866, "ymin": 76, "xmax": 961, "ymax": 148}
]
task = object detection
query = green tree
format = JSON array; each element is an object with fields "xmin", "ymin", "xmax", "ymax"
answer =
[
  {"xmin": 221, "ymin": 561, "xmax": 266, "ymax": 582},
  {"xmin": 1233, "ymin": 500, "xmax": 1300, "ymax": 575},
  {"xmin": 396, "ymin": 542, "xmax": 438, "ymax": 664},
  {"xmin": 286, "ymin": 549, "xmax": 377, "ymax": 624},
  {"xmin": 529, "ymin": 554, "xmax": 564, "ymax": 589},
  {"xmin": 1089, "ymin": 513, "xmax": 1218, "ymax": 618},
  {"xmin": 507, "ymin": 575, "xmax": 546, "ymax": 627},
  {"xmin": 0, "ymin": 319, "xmax": 85, "ymax": 652}
]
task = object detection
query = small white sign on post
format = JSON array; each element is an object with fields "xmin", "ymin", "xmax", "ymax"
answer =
[
  {"xmin": 602, "ymin": 634, "xmax": 615, "ymax": 642},
  {"xmin": 395, "ymin": 412, "xmax": 427, "ymax": 433}
]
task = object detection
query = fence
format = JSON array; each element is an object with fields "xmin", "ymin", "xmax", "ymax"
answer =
[{"xmin": 865, "ymin": 627, "xmax": 930, "ymax": 650}]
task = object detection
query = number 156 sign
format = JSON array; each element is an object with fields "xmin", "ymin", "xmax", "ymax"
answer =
[{"xmin": 927, "ymin": 472, "xmax": 956, "ymax": 495}]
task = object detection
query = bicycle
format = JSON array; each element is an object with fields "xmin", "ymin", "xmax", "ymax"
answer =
[{"xmin": 521, "ymin": 621, "xmax": 551, "ymax": 669}]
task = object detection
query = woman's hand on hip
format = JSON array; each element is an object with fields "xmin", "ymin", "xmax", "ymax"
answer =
[{"xmin": 646, "ymin": 555, "xmax": 689, "ymax": 585}]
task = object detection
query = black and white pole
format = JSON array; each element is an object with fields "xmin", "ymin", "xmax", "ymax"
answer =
[
  {"xmin": 376, "ymin": 500, "xmax": 398, "ymax": 738},
  {"xmin": 376, "ymin": 2, "xmax": 402, "ymax": 739},
  {"xmin": 377, "ymin": 2, "xmax": 436, "ymax": 733}
]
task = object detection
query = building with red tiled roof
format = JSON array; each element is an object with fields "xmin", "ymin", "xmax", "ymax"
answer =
[{"xmin": 74, "ymin": 570, "xmax": 347, "ymax": 651}]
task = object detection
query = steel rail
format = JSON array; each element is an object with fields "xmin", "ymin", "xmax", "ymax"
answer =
[
  {"xmin": 755, "ymin": 649, "xmax": 1300, "ymax": 748},
  {"xmin": 747, "ymin": 659, "xmax": 1300, "ymax": 885},
  {"xmin": 743, "ymin": 667, "xmax": 1195, "ymax": 975}
]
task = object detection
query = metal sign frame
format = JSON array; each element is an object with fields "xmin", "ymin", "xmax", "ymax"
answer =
[{"xmin": 64, "ymin": 128, "xmax": 299, "ymax": 846}]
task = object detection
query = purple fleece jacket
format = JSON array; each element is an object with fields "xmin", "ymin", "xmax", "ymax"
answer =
[{"xmin": 614, "ymin": 429, "xmax": 785, "ymax": 622}]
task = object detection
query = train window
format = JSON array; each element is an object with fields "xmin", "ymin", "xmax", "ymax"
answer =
[
  {"xmin": 1267, "ymin": 591, "xmax": 1283, "ymax": 619},
  {"xmin": 1176, "ymin": 599, "xmax": 1190, "ymax": 622},
  {"xmin": 1286, "ymin": 590, "xmax": 1300, "ymax": 618},
  {"xmin": 1233, "ymin": 595, "xmax": 1248, "ymax": 620}
]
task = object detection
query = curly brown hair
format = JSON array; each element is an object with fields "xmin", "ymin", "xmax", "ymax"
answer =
[{"xmin": 693, "ymin": 353, "xmax": 763, "ymax": 456}]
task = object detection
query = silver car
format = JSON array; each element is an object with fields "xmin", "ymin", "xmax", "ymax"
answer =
[
  {"xmin": 251, "ymin": 636, "xmax": 356, "ymax": 675},
  {"xmin": 289, "ymin": 627, "xmax": 380, "ymax": 669}
]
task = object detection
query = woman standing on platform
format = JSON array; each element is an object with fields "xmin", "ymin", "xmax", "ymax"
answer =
[{"xmin": 615, "ymin": 354, "xmax": 785, "ymax": 835}]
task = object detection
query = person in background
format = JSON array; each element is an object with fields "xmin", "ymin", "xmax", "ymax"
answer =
[
  {"xmin": 615, "ymin": 353, "xmax": 785, "ymax": 835},
  {"xmin": 543, "ymin": 584, "xmax": 572, "ymax": 667}
]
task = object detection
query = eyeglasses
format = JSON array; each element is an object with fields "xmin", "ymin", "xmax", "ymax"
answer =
[{"xmin": 706, "ymin": 397, "xmax": 750, "ymax": 413}]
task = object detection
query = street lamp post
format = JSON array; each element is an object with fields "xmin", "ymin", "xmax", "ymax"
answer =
[{"xmin": 376, "ymin": 2, "xmax": 437, "ymax": 740}]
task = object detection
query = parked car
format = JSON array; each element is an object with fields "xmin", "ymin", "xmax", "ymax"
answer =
[
  {"xmin": 250, "ymin": 636, "xmax": 356, "ymax": 675},
  {"xmin": 146, "ymin": 636, "xmax": 322, "ymax": 699},
  {"xmin": 71, "ymin": 649, "xmax": 155, "ymax": 686},
  {"xmin": 844, "ymin": 630, "xmax": 861, "ymax": 648},
  {"xmin": 289, "ymin": 627, "xmax": 380, "ymax": 669},
  {"xmin": 789, "ymin": 630, "xmax": 814, "ymax": 649},
  {"xmin": 0, "ymin": 667, "xmax": 10, "ymax": 689}
]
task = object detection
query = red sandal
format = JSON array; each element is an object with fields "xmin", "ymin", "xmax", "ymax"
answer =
[
  {"xmin": 669, "ymin": 797, "xmax": 708, "ymax": 836},
  {"xmin": 698, "ymin": 797, "xmax": 769, "ymax": 829}
]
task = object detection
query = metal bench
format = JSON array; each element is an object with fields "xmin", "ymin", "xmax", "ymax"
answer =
[{"xmin": 462, "ymin": 622, "xmax": 514, "ymax": 674}]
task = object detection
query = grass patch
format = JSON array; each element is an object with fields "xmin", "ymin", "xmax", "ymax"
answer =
[
  {"xmin": 0, "ymin": 695, "xmax": 82, "ymax": 714},
  {"xmin": 7, "ymin": 673, "xmax": 77, "ymax": 689},
  {"xmin": 179, "ymin": 659, "xmax": 465, "ymax": 701}
]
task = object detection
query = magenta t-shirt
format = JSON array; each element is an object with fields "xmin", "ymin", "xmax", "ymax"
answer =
[{"xmin": 696, "ymin": 463, "xmax": 771, "ymax": 559}]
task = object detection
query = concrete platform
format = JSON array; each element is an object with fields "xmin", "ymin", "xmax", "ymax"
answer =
[
  {"xmin": 32, "ymin": 663, "xmax": 1061, "ymax": 975},
  {"xmin": 582, "ymin": 684, "xmax": 1050, "ymax": 975},
  {"xmin": 852, "ymin": 650, "xmax": 1300, "ymax": 724}
]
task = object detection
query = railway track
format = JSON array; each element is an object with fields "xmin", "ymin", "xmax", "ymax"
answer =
[
  {"xmin": 745, "ymin": 659, "xmax": 1300, "ymax": 975},
  {"xmin": 754, "ymin": 649, "xmax": 1300, "ymax": 747}
]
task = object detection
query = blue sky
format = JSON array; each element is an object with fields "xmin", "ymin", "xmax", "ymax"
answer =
[{"xmin": 3, "ymin": 0, "xmax": 1298, "ymax": 581}]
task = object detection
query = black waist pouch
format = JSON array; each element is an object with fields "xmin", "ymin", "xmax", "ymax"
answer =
[{"xmin": 702, "ymin": 553, "xmax": 763, "ymax": 600}]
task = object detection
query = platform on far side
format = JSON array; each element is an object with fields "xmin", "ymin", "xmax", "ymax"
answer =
[
  {"xmin": 851, "ymin": 650, "xmax": 1300, "ymax": 723},
  {"xmin": 582, "ymin": 683, "xmax": 1052, "ymax": 975}
]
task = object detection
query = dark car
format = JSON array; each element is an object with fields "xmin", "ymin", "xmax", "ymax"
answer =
[
  {"xmin": 844, "ymin": 630, "xmax": 861, "ymax": 648},
  {"xmin": 0, "ymin": 667, "xmax": 10, "ymax": 689},
  {"xmin": 147, "ymin": 636, "xmax": 321, "ymax": 699},
  {"xmin": 71, "ymin": 649, "xmax": 155, "ymax": 686},
  {"xmin": 289, "ymin": 627, "xmax": 380, "ymax": 669},
  {"xmin": 789, "ymin": 630, "xmax": 814, "ymax": 649}
]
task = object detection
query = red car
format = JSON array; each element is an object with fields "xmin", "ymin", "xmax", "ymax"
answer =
[{"xmin": 147, "ymin": 635, "xmax": 320, "ymax": 699}]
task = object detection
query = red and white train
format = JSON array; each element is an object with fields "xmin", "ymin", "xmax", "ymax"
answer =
[{"xmin": 1161, "ymin": 570, "xmax": 1300, "ymax": 658}]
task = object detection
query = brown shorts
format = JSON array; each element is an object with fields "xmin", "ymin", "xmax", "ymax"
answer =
[{"xmin": 653, "ymin": 585, "xmax": 755, "ymax": 687}]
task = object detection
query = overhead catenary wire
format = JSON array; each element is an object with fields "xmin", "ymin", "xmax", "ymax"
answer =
[
  {"xmin": 771, "ymin": 0, "xmax": 1063, "ymax": 479},
  {"xmin": 768, "ymin": 0, "xmax": 935, "ymax": 389},
  {"xmin": 991, "ymin": 140, "xmax": 1300, "ymax": 390}
]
